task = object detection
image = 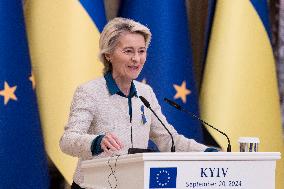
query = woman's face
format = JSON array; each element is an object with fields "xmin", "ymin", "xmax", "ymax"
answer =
[{"xmin": 107, "ymin": 32, "xmax": 147, "ymax": 81}]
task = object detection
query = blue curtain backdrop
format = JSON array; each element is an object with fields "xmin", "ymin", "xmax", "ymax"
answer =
[
  {"xmin": 119, "ymin": 0, "xmax": 204, "ymax": 143},
  {"xmin": 0, "ymin": 1, "xmax": 49, "ymax": 188}
]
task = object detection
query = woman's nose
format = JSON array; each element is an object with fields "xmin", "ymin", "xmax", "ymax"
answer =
[{"xmin": 131, "ymin": 53, "xmax": 139, "ymax": 62}]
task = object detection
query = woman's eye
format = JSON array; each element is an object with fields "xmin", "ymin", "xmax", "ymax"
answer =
[
  {"xmin": 123, "ymin": 49, "xmax": 133, "ymax": 54},
  {"xmin": 122, "ymin": 48, "xmax": 145, "ymax": 55},
  {"xmin": 139, "ymin": 50, "xmax": 145, "ymax": 54}
]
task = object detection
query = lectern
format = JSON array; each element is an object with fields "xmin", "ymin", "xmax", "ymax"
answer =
[{"xmin": 81, "ymin": 152, "xmax": 280, "ymax": 189}]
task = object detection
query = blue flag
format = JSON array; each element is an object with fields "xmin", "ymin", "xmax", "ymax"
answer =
[
  {"xmin": 0, "ymin": 1, "xmax": 49, "ymax": 188},
  {"xmin": 149, "ymin": 167, "xmax": 177, "ymax": 188},
  {"xmin": 119, "ymin": 1, "xmax": 204, "ymax": 142}
]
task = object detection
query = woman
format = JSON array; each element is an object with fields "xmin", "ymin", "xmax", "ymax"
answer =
[{"xmin": 60, "ymin": 17, "xmax": 216, "ymax": 189}]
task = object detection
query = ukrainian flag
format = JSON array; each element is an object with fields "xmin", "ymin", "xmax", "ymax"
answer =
[
  {"xmin": 0, "ymin": 0, "xmax": 49, "ymax": 188},
  {"xmin": 25, "ymin": 0, "xmax": 106, "ymax": 183},
  {"xmin": 200, "ymin": 1, "xmax": 284, "ymax": 188}
]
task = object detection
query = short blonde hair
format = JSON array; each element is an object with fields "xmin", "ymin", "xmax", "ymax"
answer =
[{"xmin": 99, "ymin": 17, "xmax": 152, "ymax": 74}]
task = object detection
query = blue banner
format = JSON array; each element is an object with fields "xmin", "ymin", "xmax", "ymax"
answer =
[
  {"xmin": 119, "ymin": 1, "xmax": 204, "ymax": 143},
  {"xmin": 0, "ymin": 1, "xmax": 49, "ymax": 188}
]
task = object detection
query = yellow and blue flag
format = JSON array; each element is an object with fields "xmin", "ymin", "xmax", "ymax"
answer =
[
  {"xmin": 200, "ymin": 0, "xmax": 284, "ymax": 188},
  {"xmin": 0, "ymin": 0, "xmax": 49, "ymax": 188},
  {"xmin": 278, "ymin": 0, "xmax": 284, "ymax": 135},
  {"xmin": 25, "ymin": 0, "xmax": 106, "ymax": 183},
  {"xmin": 119, "ymin": 1, "xmax": 204, "ymax": 143},
  {"xmin": 79, "ymin": 0, "xmax": 106, "ymax": 32}
]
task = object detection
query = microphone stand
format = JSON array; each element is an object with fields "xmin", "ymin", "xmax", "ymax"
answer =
[
  {"xmin": 164, "ymin": 98, "xmax": 231, "ymax": 152},
  {"xmin": 139, "ymin": 96, "xmax": 176, "ymax": 152},
  {"xmin": 147, "ymin": 107, "xmax": 176, "ymax": 152}
]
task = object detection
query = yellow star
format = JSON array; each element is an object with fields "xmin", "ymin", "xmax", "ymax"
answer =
[
  {"xmin": 29, "ymin": 72, "xmax": 36, "ymax": 89},
  {"xmin": 173, "ymin": 81, "xmax": 191, "ymax": 103},
  {"xmin": 0, "ymin": 81, "xmax": 17, "ymax": 105}
]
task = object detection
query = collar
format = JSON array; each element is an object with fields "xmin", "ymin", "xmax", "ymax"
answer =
[{"xmin": 104, "ymin": 72, "xmax": 137, "ymax": 98}]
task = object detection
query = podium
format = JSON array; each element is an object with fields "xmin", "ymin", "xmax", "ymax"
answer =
[{"xmin": 81, "ymin": 152, "xmax": 281, "ymax": 189}]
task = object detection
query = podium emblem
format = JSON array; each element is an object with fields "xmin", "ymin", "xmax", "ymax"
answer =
[{"xmin": 149, "ymin": 167, "xmax": 177, "ymax": 188}]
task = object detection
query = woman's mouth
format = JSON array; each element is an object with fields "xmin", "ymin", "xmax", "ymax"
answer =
[{"xmin": 128, "ymin": 65, "xmax": 139, "ymax": 70}]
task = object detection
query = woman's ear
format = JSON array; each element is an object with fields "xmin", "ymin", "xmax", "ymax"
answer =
[{"xmin": 105, "ymin": 53, "xmax": 111, "ymax": 62}]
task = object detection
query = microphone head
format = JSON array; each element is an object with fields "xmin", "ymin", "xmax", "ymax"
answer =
[
  {"xmin": 139, "ymin": 96, "xmax": 151, "ymax": 108},
  {"xmin": 164, "ymin": 98, "xmax": 182, "ymax": 110}
]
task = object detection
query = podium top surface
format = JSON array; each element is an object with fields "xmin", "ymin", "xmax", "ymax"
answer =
[{"xmin": 81, "ymin": 152, "xmax": 281, "ymax": 168}]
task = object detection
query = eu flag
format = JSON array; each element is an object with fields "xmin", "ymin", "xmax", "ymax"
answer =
[
  {"xmin": 119, "ymin": 1, "xmax": 204, "ymax": 142},
  {"xmin": 149, "ymin": 167, "xmax": 177, "ymax": 188},
  {"xmin": 0, "ymin": 1, "xmax": 49, "ymax": 188}
]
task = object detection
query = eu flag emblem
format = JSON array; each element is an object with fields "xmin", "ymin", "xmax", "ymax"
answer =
[{"xmin": 149, "ymin": 167, "xmax": 177, "ymax": 188}]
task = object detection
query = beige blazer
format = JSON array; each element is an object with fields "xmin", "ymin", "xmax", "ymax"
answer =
[{"xmin": 59, "ymin": 76, "xmax": 208, "ymax": 186}]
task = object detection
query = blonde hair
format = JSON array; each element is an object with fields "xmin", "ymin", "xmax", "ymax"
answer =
[{"xmin": 99, "ymin": 17, "xmax": 152, "ymax": 74}]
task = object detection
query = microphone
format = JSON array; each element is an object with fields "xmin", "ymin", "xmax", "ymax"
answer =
[
  {"xmin": 139, "ymin": 96, "xmax": 175, "ymax": 152},
  {"xmin": 164, "ymin": 98, "xmax": 231, "ymax": 152}
]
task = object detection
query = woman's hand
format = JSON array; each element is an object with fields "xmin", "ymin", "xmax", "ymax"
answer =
[{"xmin": 101, "ymin": 133, "xmax": 123, "ymax": 153}]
